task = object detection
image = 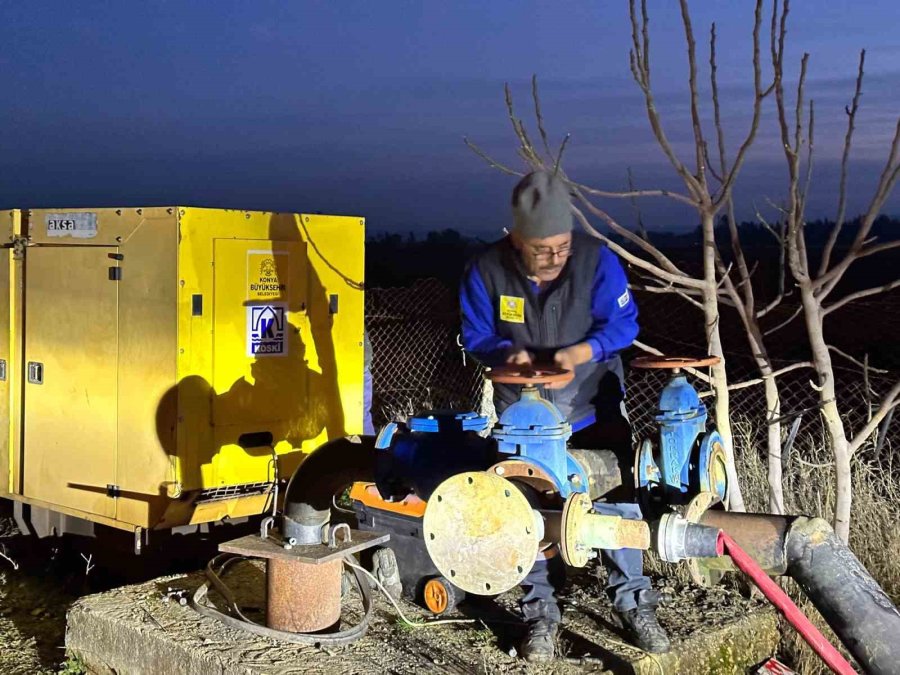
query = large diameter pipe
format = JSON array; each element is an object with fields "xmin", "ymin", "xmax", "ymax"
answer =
[
  {"xmin": 702, "ymin": 511, "xmax": 900, "ymax": 674},
  {"xmin": 282, "ymin": 436, "xmax": 377, "ymax": 544},
  {"xmin": 699, "ymin": 511, "xmax": 791, "ymax": 574},
  {"xmin": 567, "ymin": 449, "xmax": 622, "ymax": 499},
  {"xmin": 719, "ymin": 531, "xmax": 856, "ymax": 675},
  {"xmin": 786, "ymin": 517, "xmax": 900, "ymax": 675}
]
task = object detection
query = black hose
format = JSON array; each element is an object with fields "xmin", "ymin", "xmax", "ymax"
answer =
[{"xmin": 785, "ymin": 517, "xmax": 900, "ymax": 675}]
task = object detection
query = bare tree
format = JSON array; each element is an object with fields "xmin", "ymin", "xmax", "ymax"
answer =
[
  {"xmin": 769, "ymin": 1, "xmax": 900, "ymax": 542},
  {"xmin": 467, "ymin": 0, "xmax": 783, "ymax": 511}
]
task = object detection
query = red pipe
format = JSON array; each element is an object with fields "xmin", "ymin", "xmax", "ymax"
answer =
[{"xmin": 718, "ymin": 531, "xmax": 856, "ymax": 675}]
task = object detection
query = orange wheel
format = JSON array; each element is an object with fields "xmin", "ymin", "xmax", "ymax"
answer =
[
  {"xmin": 486, "ymin": 364, "xmax": 574, "ymax": 386},
  {"xmin": 630, "ymin": 355, "xmax": 721, "ymax": 370},
  {"xmin": 423, "ymin": 576, "xmax": 458, "ymax": 615}
]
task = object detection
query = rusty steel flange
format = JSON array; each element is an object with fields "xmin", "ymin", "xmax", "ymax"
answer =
[
  {"xmin": 422, "ymin": 472, "xmax": 539, "ymax": 596},
  {"xmin": 488, "ymin": 459, "xmax": 558, "ymax": 495},
  {"xmin": 559, "ymin": 491, "xmax": 593, "ymax": 567}
]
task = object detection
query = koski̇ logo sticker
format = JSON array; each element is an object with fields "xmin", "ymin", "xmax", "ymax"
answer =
[{"xmin": 247, "ymin": 304, "xmax": 287, "ymax": 357}]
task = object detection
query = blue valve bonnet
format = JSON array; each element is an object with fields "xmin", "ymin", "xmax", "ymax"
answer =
[
  {"xmin": 657, "ymin": 374, "xmax": 703, "ymax": 416},
  {"xmin": 494, "ymin": 388, "xmax": 572, "ymax": 441}
]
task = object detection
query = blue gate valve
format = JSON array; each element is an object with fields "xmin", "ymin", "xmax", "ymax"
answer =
[
  {"xmin": 631, "ymin": 355, "xmax": 729, "ymax": 506},
  {"xmin": 486, "ymin": 365, "xmax": 589, "ymax": 498}
]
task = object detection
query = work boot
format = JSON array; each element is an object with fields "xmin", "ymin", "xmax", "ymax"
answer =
[
  {"xmin": 520, "ymin": 600, "xmax": 559, "ymax": 662},
  {"xmin": 617, "ymin": 590, "xmax": 671, "ymax": 654}
]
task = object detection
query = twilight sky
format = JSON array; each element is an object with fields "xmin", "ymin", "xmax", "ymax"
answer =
[{"xmin": 0, "ymin": 1, "xmax": 897, "ymax": 237}]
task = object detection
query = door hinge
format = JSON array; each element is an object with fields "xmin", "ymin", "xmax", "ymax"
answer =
[
  {"xmin": 108, "ymin": 267, "xmax": 122, "ymax": 281},
  {"xmin": 0, "ymin": 359, "xmax": 6, "ymax": 381},
  {"xmin": 11, "ymin": 236, "xmax": 28, "ymax": 261}
]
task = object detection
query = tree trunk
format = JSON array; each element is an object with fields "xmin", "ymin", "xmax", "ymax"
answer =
[
  {"xmin": 701, "ymin": 212, "xmax": 746, "ymax": 511},
  {"xmin": 799, "ymin": 283, "xmax": 852, "ymax": 542},
  {"xmin": 763, "ymin": 374, "xmax": 785, "ymax": 514}
]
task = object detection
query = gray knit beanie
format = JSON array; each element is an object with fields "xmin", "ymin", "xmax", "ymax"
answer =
[{"xmin": 511, "ymin": 171, "xmax": 573, "ymax": 239}]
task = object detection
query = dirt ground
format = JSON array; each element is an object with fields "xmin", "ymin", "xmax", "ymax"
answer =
[
  {"xmin": 0, "ymin": 512, "xmax": 262, "ymax": 675},
  {"xmin": 0, "ymin": 504, "xmax": 777, "ymax": 675}
]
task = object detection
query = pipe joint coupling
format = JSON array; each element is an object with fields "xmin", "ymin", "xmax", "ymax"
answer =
[
  {"xmin": 653, "ymin": 512, "xmax": 722, "ymax": 563},
  {"xmin": 281, "ymin": 516, "xmax": 328, "ymax": 546}
]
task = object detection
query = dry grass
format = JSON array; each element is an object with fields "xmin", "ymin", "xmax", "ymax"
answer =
[{"xmin": 731, "ymin": 415, "xmax": 900, "ymax": 673}]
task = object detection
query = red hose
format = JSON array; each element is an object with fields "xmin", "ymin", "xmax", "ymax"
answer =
[{"xmin": 718, "ymin": 531, "xmax": 856, "ymax": 675}]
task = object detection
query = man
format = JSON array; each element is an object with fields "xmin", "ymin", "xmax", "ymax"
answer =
[{"xmin": 460, "ymin": 170, "xmax": 670, "ymax": 661}]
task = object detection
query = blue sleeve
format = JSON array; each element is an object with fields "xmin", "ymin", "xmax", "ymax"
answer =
[
  {"xmin": 460, "ymin": 263, "xmax": 512, "ymax": 367},
  {"xmin": 583, "ymin": 247, "xmax": 639, "ymax": 362}
]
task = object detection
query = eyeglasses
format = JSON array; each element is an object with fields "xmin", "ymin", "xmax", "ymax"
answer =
[{"xmin": 528, "ymin": 245, "xmax": 572, "ymax": 262}]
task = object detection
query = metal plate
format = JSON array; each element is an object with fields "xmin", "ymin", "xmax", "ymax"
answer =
[
  {"xmin": 423, "ymin": 472, "xmax": 538, "ymax": 596},
  {"xmin": 219, "ymin": 530, "xmax": 389, "ymax": 565}
]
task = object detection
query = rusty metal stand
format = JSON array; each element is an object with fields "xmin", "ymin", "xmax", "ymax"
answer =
[
  {"xmin": 190, "ymin": 523, "xmax": 388, "ymax": 645},
  {"xmin": 218, "ymin": 527, "xmax": 388, "ymax": 633}
]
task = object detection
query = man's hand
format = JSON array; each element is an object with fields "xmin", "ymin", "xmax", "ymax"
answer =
[
  {"xmin": 506, "ymin": 348, "xmax": 534, "ymax": 367},
  {"xmin": 548, "ymin": 343, "xmax": 593, "ymax": 389}
]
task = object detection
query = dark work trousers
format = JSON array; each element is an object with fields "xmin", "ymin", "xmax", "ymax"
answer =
[{"xmin": 520, "ymin": 384, "xmax": 652, "ymax": 620}]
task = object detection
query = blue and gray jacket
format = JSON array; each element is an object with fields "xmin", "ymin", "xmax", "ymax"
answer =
[{"xmin": 460, "ymin": 231, "xmax": 639, "ymax": 430}]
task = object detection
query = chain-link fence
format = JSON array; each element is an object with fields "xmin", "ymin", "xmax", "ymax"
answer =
[
  {"xmin": 366, "ymin": 279, "xmax": 899, "ymax": 458},
  {"xmin": 366, "ymin": 279, "xmax": 484, "ymax": 426}
]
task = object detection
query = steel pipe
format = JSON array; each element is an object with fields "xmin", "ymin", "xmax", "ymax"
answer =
[
  {"xmin": 282, "ymin": 436, "xmax": 377, "ymax": 544},
  {"xmin": 698, "ymin": 511, "xmax": 791, "ymax": 574}
]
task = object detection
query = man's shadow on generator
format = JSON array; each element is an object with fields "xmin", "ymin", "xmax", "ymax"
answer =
[{"xmin": 155, "ymin": 212, "xmax": 348, "ymax": 498}]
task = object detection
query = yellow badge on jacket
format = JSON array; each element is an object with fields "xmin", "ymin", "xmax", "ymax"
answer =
[{"xmin": 499, "ymin": 295, "xmax": 525, "ymax": 324}]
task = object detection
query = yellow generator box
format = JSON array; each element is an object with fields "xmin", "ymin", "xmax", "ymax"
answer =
[{"xmin": 0, "ymin": 207, "xmax": 364, "ymax": 534}]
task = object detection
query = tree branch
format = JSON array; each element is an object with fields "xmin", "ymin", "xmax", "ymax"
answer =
[
  {"xmin": 531, "ymin": 74, "xmax": 554, "ymax": 160},
  {"xmin": 628, "ymin": 0, "xmax": 703, "ymax": 198},
  {"xmin": 710, "ymin": 19, "xmax": 755, "ymax": 312},
  {"xmin": 572, "ymin": 183, "xmax": 697, "ymax": 208},
  {"xmin": 827, "ymin": 345, "xmax": 888, "ymax": 374},
  {"xmin": 815, "ymin": 116, "xmax": 900, "ymax": 292},
  {"xmin": 713, "ymin": 0, "xmax": 769, "ymax": 209},
  {"xmin": 823, "ymin": 279, "xmax": 900, "ymax": 315},
  {"xmin": 716, "ymin": 361, "xmax": 813, "ymax": 393},
  {"xmin": 849, "ymin": 378, "xmax": 900, "ymax": 454},
  {"xmin": 635, "ymin": 283, "xmax": 706, "ymax": 310},
  {"xmin": 464, "ymin": 138, "xmax": 524, "ymax": 176},
  {"xmin": 679, "ymin": 0, "xmax": 710, "ymax": 193},
  {"xmin": 627, "ymin": 168, "xmax": 650, "ymax": 241},
  {"xmin": 571, "ymin": 203, "xmax": 704, "ymax": 289},
  {"xmin": 818, "ymin": 49, "xmax": 865, "ymax": 277},
  {"xmin": 572, "ymin": 189, "xmax": 691, "ymax": 278},
  {"xmin": 763, "ymin": 304, "xmax": 802, "ymax": 336}
]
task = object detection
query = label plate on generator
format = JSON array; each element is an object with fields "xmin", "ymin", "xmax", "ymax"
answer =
[
  {"xmin": 247, "ymin": 304, "xmax": 288, "ymax": 357},
  {"xmin": 45, "ymin": 212, "xmax": 98, "ymax": 238}
]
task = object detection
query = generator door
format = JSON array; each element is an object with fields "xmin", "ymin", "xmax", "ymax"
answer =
[
  {"xmin": 22, "ymin": 246, "xmax": 119, "ymax": 518},
  {"xmin": 211, "ymin": 239, "xmax": 308, "ymax": 445}
]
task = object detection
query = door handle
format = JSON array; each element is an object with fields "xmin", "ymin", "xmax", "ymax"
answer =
[{"xmin": 27, "ymin": 362, "xmax": 43, "ymax": 385}]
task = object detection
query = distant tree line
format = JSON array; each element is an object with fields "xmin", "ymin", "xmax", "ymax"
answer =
[{"xmin": 366, "ymin": 215, "xmax": 900, "ymax": 293}]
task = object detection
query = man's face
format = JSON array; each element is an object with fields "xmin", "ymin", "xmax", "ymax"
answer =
[{"xmin": 513, "ymin": 231, "xmax": 573, "ymax": 282}]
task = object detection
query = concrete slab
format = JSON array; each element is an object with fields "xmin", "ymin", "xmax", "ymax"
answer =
[{"xmin": 66, "ymin": 560, "xmax": 780, "ymax": 674}]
